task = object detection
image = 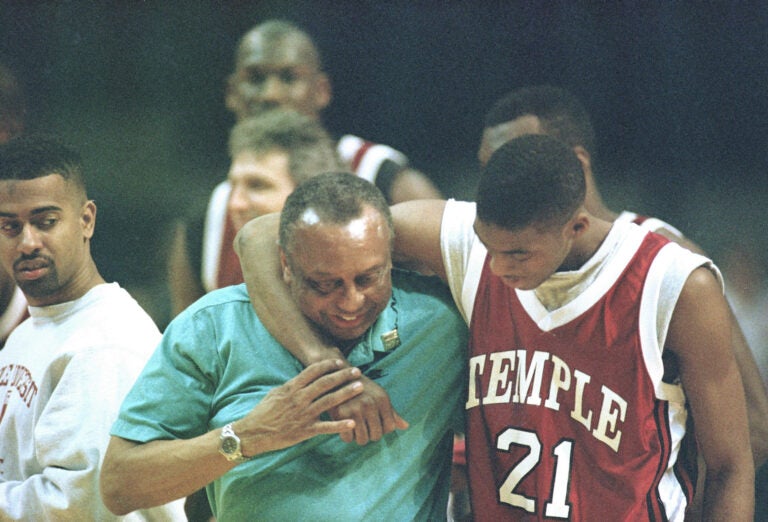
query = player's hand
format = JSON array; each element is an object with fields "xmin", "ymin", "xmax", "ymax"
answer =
[
  {"xmin": 328, "ymin": 373, "xmax": 409, "ymax": 445},
  {"xmin": 235, "ymin": 359, "xmax": 364, "ymax": 455}
]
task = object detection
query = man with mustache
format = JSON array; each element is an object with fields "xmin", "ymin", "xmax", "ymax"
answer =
[{"xmin": 0, "ymin": 135, "xmax": 185, "ymax": 520}]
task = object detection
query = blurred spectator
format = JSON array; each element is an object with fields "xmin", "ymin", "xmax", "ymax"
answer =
[
  {"xmin": 167, "ymin": 19, "xmax": 442, "ymax": 319},
  {"xmin": 168, "ymin": 108, "xmax": 342, "ymax": 316},
  {"xmin": 0, "ymin": 135, "xmax": 185, "ymax": 520}
]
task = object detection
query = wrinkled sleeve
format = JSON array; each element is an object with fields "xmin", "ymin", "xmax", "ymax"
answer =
[{"xmin": 111, "ymin": 309, "xmax": 220, "ymax": 443}]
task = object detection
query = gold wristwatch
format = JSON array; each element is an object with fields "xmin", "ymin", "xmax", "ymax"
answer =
[{"xmin": 218, "ymin": 422, "xmax": 250, "ymax": 463}]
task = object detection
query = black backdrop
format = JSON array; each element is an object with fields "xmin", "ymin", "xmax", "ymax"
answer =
[{"xmin": 2, "ymin": 1, "xmax": 767, "ymax": 324}]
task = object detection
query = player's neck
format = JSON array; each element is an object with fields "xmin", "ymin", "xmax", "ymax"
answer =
[
  {"xmin": 563, "ymin": 217, "xmax": 613, "ymax": 271},
  {"xmin": 583, "ymin": 175, "xmax": 618, "ymax": 222}
]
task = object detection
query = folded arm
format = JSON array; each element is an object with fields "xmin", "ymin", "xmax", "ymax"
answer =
[{"xmin": 101, "ymin": 360, "xmax": 363, "ymax": 515}]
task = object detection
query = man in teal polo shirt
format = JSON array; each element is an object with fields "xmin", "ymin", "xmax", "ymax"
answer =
[{"xmin": 100, "ymin": 172, "xmax": 466, "ymax": 521}]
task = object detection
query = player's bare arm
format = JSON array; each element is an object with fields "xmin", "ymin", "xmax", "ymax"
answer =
[
  {"xmin": 387, "ymin": 167, "xmax": 442, "ymax": 204},
  {"xmin": 728, "ymin": 306, "xmax": 768, "ymax": 465},
  {"xmin": 390, "ymin": 199, "xmax": 448, "ymax": 280},
  {"xmin": 657, "ymin": 230, "xmax": 768, "ymax": 467},
  {"xmin": 667, "ymin": 266, "xmax": 754, "ymax": 520}
]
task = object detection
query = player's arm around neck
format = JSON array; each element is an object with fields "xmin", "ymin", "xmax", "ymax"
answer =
[
  {"xmin": 667, "ymin": 266, "xmax": 754, "ymax": 520},
  {"xmin": 390, "ymin": 199, "xmax": 449, "ymax": 281},
  {"xmin": 234, "ymin": 214, "xmax": 407, "ymax": 445},
  {"xmin": 235, "ymin": 213, "xmax": 340, "ymax": 365}
]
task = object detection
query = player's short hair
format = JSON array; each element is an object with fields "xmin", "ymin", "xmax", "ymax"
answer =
[
  {"xmin": 477, "ymin": 134, "xmax": 585, "ymax": 231},
  {"xmin": 235, "ymin": 19, "xmax": 322, "ymax": 70}
]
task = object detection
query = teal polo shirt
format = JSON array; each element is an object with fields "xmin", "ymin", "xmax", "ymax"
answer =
[{"xmin": 112, "ymin": 271, "xmax": 467, "ymax": 521}]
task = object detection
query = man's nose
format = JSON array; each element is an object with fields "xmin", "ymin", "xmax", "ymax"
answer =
[
  {"xmin": 227, "ymin": 186, "xmax": 249, "ymax": 213},
  {"xmin": 489, "ymin": 254, "xmax": 514, "ymax": 277},
  {"xmin": 336, "ymin": 283, "xmax": 365, "ymax": 312},
  {"xmin": 18, "ymin": 224, "xmax": 42, "ymax": 254},
  {"xmin": 260, "ymin": 74, "xmax": 286, "ymax": 104}
]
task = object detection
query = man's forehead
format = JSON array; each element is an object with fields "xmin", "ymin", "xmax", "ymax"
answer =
[
  {"xmin": 286, "ymin": 209, "xmax": 391, "ymax": 262},
  {"xmin": 297, "ymin": 208, "xmax": 387, "ymax": 237},
  {"xmin": 0, "ymin": 174, "xmax": 77, "ymax": 201},
  {"xmin": 0, "ymin": 190, "xmax": 79, "ymax": 220},
  {"xmin": 237, "ymin": 31, "xmax": 319, "ymax": 70}
]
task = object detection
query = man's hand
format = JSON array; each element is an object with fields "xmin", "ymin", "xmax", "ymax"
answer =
[
  {"xmin": 329, "ymin": 374, "xmax": 409, "ymax": 444},
  {"xmin": 234, "ymin": 360, "xmax": 366, "ymax": 455}
]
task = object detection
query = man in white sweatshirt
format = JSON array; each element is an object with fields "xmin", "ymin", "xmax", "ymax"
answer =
[{"xmin": 0, "ymin": 135, "xmax": 184, "ymax": 521}]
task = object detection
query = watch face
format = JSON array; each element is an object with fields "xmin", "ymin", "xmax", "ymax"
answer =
[{"xmin": 221, "ymin": 437, "xmax": 239, "ymax": 454}]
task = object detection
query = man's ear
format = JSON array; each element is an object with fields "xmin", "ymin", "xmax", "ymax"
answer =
[
  {"xmin": 224, "ymin": 73, "xmax": 244, "ymax": 117},
  {"xmin": 81, "ymin": 200, "xmax": 97, "ymax": 240},
  {"xmin": 279, "ymin": 248, "xmax": 292, "ymax": 284},
  {"xmin": 572, "ymin": 145, "xmax": 592, "ymax": 173},
  {"xmin": 312, "ymin": 72, "xmax": 332, "ymax": 113}
]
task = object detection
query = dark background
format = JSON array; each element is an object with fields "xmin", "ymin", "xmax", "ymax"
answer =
[{"xmin": 2, "ymin": 1, "xmax": 767, "ymax": 326}]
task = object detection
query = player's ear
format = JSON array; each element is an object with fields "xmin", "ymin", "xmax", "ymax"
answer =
[
  {"xmin": 279, "ymin": 248, "xmax": 292, "ymax": 285},
  {"xmin": 572, "ymin": 146, "xmax": 591, "ymax": 173},
  {"xmin": 567, "ymin": 210, "xmax": 590, "ymax": 240},
  {"xmin": 224, "ymin": 73, "xmax": 244, "ymax": 118}
]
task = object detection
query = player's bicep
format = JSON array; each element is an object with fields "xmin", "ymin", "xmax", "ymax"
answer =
[
  {"xmin": 391, "ymin": 199, "xmax": 447, "ymax": 280},
  {"xmin": 388, "ymin": 168, "xmax": 442, "ymax": 203}
]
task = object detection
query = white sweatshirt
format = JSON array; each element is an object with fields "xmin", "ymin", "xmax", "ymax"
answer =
[{"xmin": 0, "ymin": 283, "xmax": 185, "ymax": 521}]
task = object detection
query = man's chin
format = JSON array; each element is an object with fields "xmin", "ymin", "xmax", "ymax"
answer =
[
  {"xmin": 319, "ymin": 324, "xmax": 372, "ymax": 351},
  {"xmin": 329, "ymin": 327, "xmax": 369, "ymax": 345},
  {"xmin": 16, "ymin": 277, "xmax": 59, "ymax": 302}
]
